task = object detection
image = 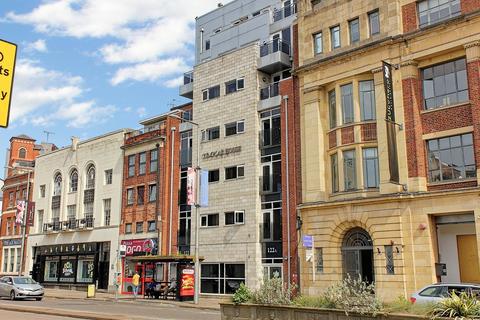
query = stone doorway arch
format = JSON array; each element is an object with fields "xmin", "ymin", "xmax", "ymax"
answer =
[{"xmin": 341, "ymin": 227, "xmax": 374, "ymax": 283}]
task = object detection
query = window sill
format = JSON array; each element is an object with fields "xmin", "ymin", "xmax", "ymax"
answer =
[
  {"xmin": 421, "ymin": 101, "xmax": 471, "ymax": 115},
  {"xmin": 427, "ymin": 178, "xmax": 477, "ymax": 187},
  {"xmin": 330, "ymin": 188, "xmax": 379, "ymax": 196},
  {"xmin": 225, "ymin": 223, "xmax": 245, "ymax": 227},
  {"xmin": 200, "ymin": 226, "xmax": 219, "ymax": 229}
]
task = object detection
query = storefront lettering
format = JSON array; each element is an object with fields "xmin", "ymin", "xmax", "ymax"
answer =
[
  {"xmin": 121, "ymin": 238, "xmax": 157, "ymax": 256},
  {"xmin": 2, "ymin": 239, "xmax": 21, "ymax": 246},
  {"xmin": 202, "ymin": 146, "xmax": 241, "ymax": 160}
]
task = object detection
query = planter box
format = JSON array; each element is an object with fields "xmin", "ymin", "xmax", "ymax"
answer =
[{"xmin": 220, "ymin": 303, "xmax": 430, "ymax": 320}]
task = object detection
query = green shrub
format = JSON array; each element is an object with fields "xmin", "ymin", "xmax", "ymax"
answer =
[
  {"xmin": 432, "ymin": 291, "xmax": 480, "ymax": 318},
  {"xmin": 251, "ymin": 276, "xmax": 296, "ymax": 305},
  {"xmin": 293, "ymin": 295, "xmax": 336, "ymax": 309},
  {"xmin": 384, "ymin": 296, "xmax": 434, "ymax": 315},
  {"xmin": 232, "ymin": 283, "xmax": 252, "ymax": 304}
]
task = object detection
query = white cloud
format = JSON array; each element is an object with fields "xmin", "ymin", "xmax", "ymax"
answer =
[
  {"xmin": 6, "ymin": 0, "xmax": 230, "ymax": 85},
  {"xmin": 136, "ymin": 107, "xmax": 147, "ymax": 118},
  {"xmin": 55, "ymin": 102, "xmax": 117, "ymax": 128},
  {"xmin": 26, "ymin": 39, "xmax": 48, "ymax": 53},
  {"xmin": 164, "ymin": 76, "xmax": 184, "ymax": 88}
]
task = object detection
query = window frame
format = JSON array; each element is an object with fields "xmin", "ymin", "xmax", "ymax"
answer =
[
  {"xmin": 202, "ymin": 85, "xmax": 220, "ymax": 101},
  {"xmin": 330, "ymin": 25, "xmax": 341, "ymax": 49},
  {"xmin": 331, "ymin": 153, "xmax": 339, "ymax": 193},
  {"xmin": 225, "ymin": 78, "xmax": 245, "ymax": 94},
  {"xmin": 104, "ymin": 169, "xmax": 113, "ymax": 185},
  {"xmin": 201, "ymin": 126, "xmax": 220, "ymax": 141},
  {"xmin": 137, "ymin": 186, "xmax": 145, "ymax": 205},
  {"xmin": 225, "ymin": 211, "xmax": 245, "ymax": 226},
  {"xmin": 368, "ymin": 10, "xmax": 380, "ymax": 36},
  {"xmin": 126, "ymin": 188, "xmax": 134, "ymax": 205},
  {"xmin": 313, "ymin": 32, "xmax": 323, "ymax": 55},
  {"xmin": 148, "ymin": 184, "xmax": 157, "ymax": 202},
  {"xmin": 208, "ymin": 169, "xmax": 220, "ymax": 183},
  {"xmin": 225, "ymin": 165, "xmax": 245, "ymax": 180},
  {"xmin": 147, "ymin": 220, "xmax": 156, "ymax": 232},
  {"xmin": 128, "ymin": 155, "xmax": 136, "ymax": 177},
  {"xmin": 362, "ymin": 147, "xmax": 380, "ymax": 189},
  {"xmin": 125, "ymin": 223, "xmax": 132, "ymax": 234},
  {"xmin": 136, "ymin": 222, "xmax": 143, "ymax": 233},
  {"xmin": 341, "ymin": 83, "xmax": 354, "ymax": 124},
  {"xmin": 225, "ymin": 120, "xmax": 245, "ymax": 137},
  {"xmin": 200, "ymin": 213, "xmax": 220, "ymax": 228},
  {"xmin": 349, "ymin": 18, "xmax": 360, "ymax": 44},
  {"xmin": 417, "ymin": 0, "xmax": 461, "ymax": 28},
  {"xmin": 359, "ymin": 80, "xmax": 376, "ymax": 121},
  {"xmin": 343, "ymin": 149, "xmax": 357, "ymax": 191},
  {"xmin": 139, "ymin": 152, "xmax": 147, "ymax": 175},
  {"xmin": 69, "ymin": 169, "xmax": 78, "ymax": 193}
]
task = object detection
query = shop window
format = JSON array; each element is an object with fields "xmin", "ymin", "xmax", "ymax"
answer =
[
  {"xmin": 77, "ymin": 255, "xmax": 95, "ymax": 283},
  {"xmin": 201, "ymin": 263, "xmax": 245, "ymax": 294},
  {"xmin": 44, "ymin": 257, "xmax": 59, "ymax": 282}
]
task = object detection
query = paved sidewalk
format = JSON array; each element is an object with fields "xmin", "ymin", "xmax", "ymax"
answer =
[{"xmin": 44, "ymin": 288, "xmax": 227, "ymax": 310}]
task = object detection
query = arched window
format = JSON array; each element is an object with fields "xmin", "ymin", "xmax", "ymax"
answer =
[
  {"xmin": 342, "ymin": 227, "xmax": 374, "ymax": 284},
  {"xmin": 342, "ymin": 228, "xmax": 373, "ymax": 248},
  {"xmin": 70, "ymin": 169, "xmax": 78, "ymax": 192},
  {"xmin": 86, "ymin": 165, "xmax": 95, "ymax": 189},
  {"xmin": 53, "ymin": 173, "xmax": 62, "ymax": 196},
  {"xmin": 18, "ymin": 148, "xmax": 26, "ymax": 159}
]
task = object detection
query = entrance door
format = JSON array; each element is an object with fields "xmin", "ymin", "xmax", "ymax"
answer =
[
  {"xmin": 457, "ymin": 235, "xmax": 480, "ymax": 283},
  {"xmin": 98, "ymin": 261, "xmax": 109, "ymax": 290},
  {"xmin": 342, "ymin": 228, "xmax": 375, "ymax": 283}
]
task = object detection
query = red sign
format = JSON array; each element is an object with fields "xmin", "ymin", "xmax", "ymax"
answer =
[
  {"xmin": 179, "ymin": 266, "xmax": 195, "ymax": 297},
  {"xmin": 121, "ymin": 239, "xmax": 157, "ymax": 256}
]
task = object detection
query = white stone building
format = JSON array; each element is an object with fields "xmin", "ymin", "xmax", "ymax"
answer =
[{"xmin": 26, "ymin": 130, "xmax": 129, "ymax": 291}]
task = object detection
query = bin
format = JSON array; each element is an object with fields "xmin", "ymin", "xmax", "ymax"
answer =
[{"xmin": 87, "ymin": 284, "xmax": 96, "ymax": 298}]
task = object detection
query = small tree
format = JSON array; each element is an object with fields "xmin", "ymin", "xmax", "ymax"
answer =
[
  {"xmin": 232, "ymin": 283, "xmax": 252, "ymax": 304},
  {"xmin": 251, "ymin": 276, "xmax": 296, "ymax": 305}
]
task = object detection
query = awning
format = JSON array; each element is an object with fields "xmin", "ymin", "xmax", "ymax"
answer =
[{"xmin": 127, "ymin": 255, "xmax": 204, "ymax": 263}]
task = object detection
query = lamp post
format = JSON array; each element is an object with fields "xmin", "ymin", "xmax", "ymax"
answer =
[{"xmin": 168, "ymin": 113, "xmax": 201, "ymax": 304}]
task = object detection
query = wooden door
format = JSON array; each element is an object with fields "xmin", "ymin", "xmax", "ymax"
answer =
[{"xmin": 457, "ymin": 234, "xmax": 480, "ymax": 283}]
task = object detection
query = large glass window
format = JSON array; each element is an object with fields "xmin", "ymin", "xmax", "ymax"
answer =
[
  {"xmin": 359, "ymin": 80, "xmax": 376, "ymax": 120},
  {"xmin": 329, "ymin": 90, "xmax": 337, "ymax": 128},
  {"xmin": 341, "ymin": 83, "xmax": 354, "ymax": 124},
  {"xmin": 314, "ymin": 32, "xmax": 323, "ymax": 54},
  {"xmin": 330, "ymin": 25, "xmax": 340, "ymax": 49},
  {"xmin": 418, "ymin": 0, "xmax": 461, "ymax": 27},
  {"xmin": 349, "ymin": 18, "xmax": 360, "ymax": 43},
  {"xmin": 77, "ymin": 256, "xmax": 95, "ymax": 283},
  {"xmin": 368, "ymin": 10, "xmax": 380, "ymax": 36},
  {"xmin": 422, "ymin": 58, "xmax": 468, "ymax": 110},
  {"xmin": 201, "ymin": 263, "xmax": 245, "ymax": 294},
  {"xmin": 363, "ymin": 148, "xmax": 379, "ymax": 188},
  {"xmin": 343, "ymin": 150, "xmax": 356, "ymax": 190},
  {"xmin": 44, "ymin": 257, "xmax": 59, "ymax": 282},
  {"xmin": 427, "ymin": 133, "xmax": 476, "ymax": 182},
  {"xmin": 331, "ymin": 153, "xmax": 339, "ymax": 193}
]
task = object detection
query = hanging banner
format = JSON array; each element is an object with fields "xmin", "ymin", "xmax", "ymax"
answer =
[
  {"xmin": 0, "ymin": 39, "xmax": 17, "ymax": 128},
  {"xmin": 186, "ymin": 167, "xmax": 196, "ymax": 206},
  {"xmin": 383, "ymin": 61, "xmax": 399, "ymax": 183},
  {"xmin": 199, "ymin": 170, "xmax": 209, "ymax": 207},
  {"xmin": 15, "ymin": 200, "xmax": 25, "ymax": 225},
  {"xmin": 27, "ymin": 201, "xmax": 35, "ymax": 227}
]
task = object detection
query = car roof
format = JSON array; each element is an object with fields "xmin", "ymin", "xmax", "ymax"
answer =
[{"xmin": 425, "ymin": 283, "xmax": 480, "ymax": 288}]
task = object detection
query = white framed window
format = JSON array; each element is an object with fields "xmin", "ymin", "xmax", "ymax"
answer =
[
  {"xmin": 313, "ymin": 32, "xmax": 323, "ymax": 54},
  {"xmin": 225, "ymin": 120, "xmax": 245, "ymax": 136},
  {"xmin": 202, "ymin": 85, "xmax": 220, "ymax": 101},
  {"xmin": 225, "ymin": 211, "xmax": 245, "ymax": 225},
  {"xmin": 225, "ymin": 165, "xmax": 244, "ymax": 180},
  {"xmin": 225, "ymin": 78, "xmax": 245, "ymax": 94},
  {"xmin": 201, "ymin": 126, "xmax": 220, "ymax": 141},
  {"xmin": 200, "ymin": 213, "xmax": 219, "ymax": 227},
  {"xmin": 104, "ymin": 169, "xmax": 113, "ymax": 185}
]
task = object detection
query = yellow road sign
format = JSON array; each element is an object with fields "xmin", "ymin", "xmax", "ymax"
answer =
[{"xmin": 0, "ymin": 39, "xmax": 17, "ymax": 128}]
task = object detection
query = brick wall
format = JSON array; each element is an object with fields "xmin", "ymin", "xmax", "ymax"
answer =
[
  {"xmin": 361, "ymin": 123, "xmax": 377, "ymax": 142},
  {"xmin": 328, "ymin": 131, "xmax": 337, "ymax": 149},
  {"xmin": 467, "ymin": 59, "xmax": 480, "ymax": 169},
  {"xmin": 421, "ymin": 104, "xmax": 473, "ymax": 134},
  {"xmin": 461, "ymin": 0, "xmax": 480, "ymax": 14},
  {"xmin": 427, "ymin": 180, "xmax": 477, "ymax": 191},
  {"xmin": 402, "ymin": 2, "xmax": 418, "ymax": 33},
  {"xmin": 341, "ymin": 126, "xmax": 355, "ymax": 144}
]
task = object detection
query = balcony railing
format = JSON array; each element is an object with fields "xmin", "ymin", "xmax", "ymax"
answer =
[
  {"xmin": 260, "ymin": 39, "xmax": 290, "ymax": 57},
  {"xmin": 260, "ymin": 82, "xmax": 280, "ymax": 100},
  {"xmin": 273, "ymin": 2, "xmax": 297, "ymax": 22},
  {"xmin": 43, "ymin": 217, "xmax": 95, "ymax": 233},
  {"xmin": 183, "ymin": 71, "xmax": 194, "ymax": 85}
]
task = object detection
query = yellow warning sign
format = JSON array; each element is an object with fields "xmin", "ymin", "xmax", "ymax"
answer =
[{"xmin": 0, "ymin": 39, "xmax": 17, "ymax": 128}]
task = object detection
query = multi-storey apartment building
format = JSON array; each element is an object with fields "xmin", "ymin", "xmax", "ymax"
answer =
[
  {"xmin": 119, "ymin": 104, "xmax": 191, "ymax": 294},
  {"xmin": 296, "ymin": 0, "xmax": 480, "ymax": 300},
  {"xmin": 0, "ymin": 135, "xmax": 54, "ymax": 277},
  {"xmin": 26, "ymin": 130, "xmax": 128, "ymax": 291},
  {"xmin": 179, "ymin": 0, "xmax": 301, "ymax": 294}
]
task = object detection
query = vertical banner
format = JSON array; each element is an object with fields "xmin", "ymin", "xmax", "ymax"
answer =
[
  {"xmin": 27, "ymin": 201, "xmax": 35, "ymax": 227},
  {"xmin": 186, "ymin": 167, "xmax": 196, "ymax": 206},
  {"xmin": 199, "ymin": 170, "xmax": 209, "ymax": 207},
  {"xmin": 179, "ymin": 266, "xmax": 195, "ymax": 298},
  {"xmin": 383, "ymin": 61, "xmax": 400, "ymax": 183},
  {"xmin": 15, "ymin": 200, "xmax": 25, "ymax": 225},
  {"xmin": 0, "ymin": 39, "xmax": 17, "ymax": 128}
]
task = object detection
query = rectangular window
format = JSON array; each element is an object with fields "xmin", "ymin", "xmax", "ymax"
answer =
[
  {"xmin": 148, "ymin": 184, "xmax": 157, "ymax": 202},
  {"xmin": 418, "ymin": 0, "xmax": 461, "ymax": 27},
  {"xmin": 139, "ymin": 152, "xmax": 147, "ymax": 175},
  {"xmin": 137, "ymin": 186, "xmax": 145, "ymax": 205},
  {"xmin": 363, "ymin": 148, "xmax": 379, "ymax": 188},
  {"xmin": 225, "ymin": 165, "xmax": 244, "ymax": 180},
  {"xmin": 125, "ymin": 223, "xmax": 132, "ymax": 234},
  {"xmin": 136, "ymin": 222, "xmax": 143, "ymax": 233},
  {"xmin": 328, "ymin": 89, "xmax": 336, "ymax": 128},
  {"xmin": 330, "ymin": 25, "xmax": 340, "ymax": 49},
  {"xmin": 427, "ymin": 133, "xmax": 476, "ymax": 182},
  {"xmin": 148, "ymin": 220, "xmax": 156, "ymax": 232},
  {"xmin": 37, "ymin": 210, "xmax": 44, "ymax": 233},
  {"xmin": 2, "ymin": 249, "xmax": 7, "ymax": 272},
  {"xmin": 128, "ymin": 155, "xmax": 135, "ymax": 177},
  {"xmin": 202, "ymin": 85, "xmax": 220, "ymax": 101},
  {"xmin": 341, "ymin": 83, "xmax": 354, "ymax": 124},
  {"xmin": 8, "ymin": 192, "xmax": 14, "ymax": 207},
  {"xmin": 349, "ymin": 18, "xmax": 360, "ymax": 43},
  {"xmin": 331, "ymin": 153, "xmax": 339, "ymax": 193},
  {"xmin": 127, "ymin": 188, "xmax": 134, "ymax": 205},
  {"xmin": 208, "ymin": 169, "xmax": 220, "ymax": 183},
  {"xmin": 201, "ymin": 263, "xmax": 245, "ymax": 294},
  {"xmin": 200, "ymin": 213, "xmax": 219, "ymax": 227},
  {"xmin": 359, "ymin": 80, "xmax": 376, "ymax": 120},
  {"xmin": 201, "ymin": 126, "xmax": 220, "ymax": 141},
  {"xmin": 343, "ymin": 150, "xmax": 356, "ymax": 190},
  {"xmin": 385, "ymin": 245, "xmax": 395, "ymax": 275},
  {"xmin": 40, "ymin": 185, "xmax": 46, "ymax": 198},
  {"xmin": 67, "ymin": 205, "xmax": 76, "ymax": 228},
  {"xmin": 225, "ymin": 211, "xmax": 245, "ymax": 226},
  {"xmin": 314, "ymin": 32, "xmax": 323, "ymax": 54},
  {"xmin": 150, "ymin": 149, "xmax": 158, "ymax": 173},
  {"xmin": 368, "ymin": 10, "xmax": 380, "ymax": 36},
  {"xmin": 422, "ymin": 58, "xmax": 468, "ymax": 110},
  {"xmin": 103, "ymin": 199, "xmax": 111, "ymax": 226},
  {"xmin": 315, "ymin": 248, "xmax": 324, "ymax": 273},
  {"xmin": 225, "ymin": 120, "xmax": 245, "ymax": 136},
  {"xmin": 104, "ymin": 169, "xmax": 113, "ymax": 185},
  {"xmin": 225, "ymin": 78, "xmax": 245, "ymax": 94},
  {"xmin": 205, "ymin": 39, "xmax": 210, "ymax": 51}
]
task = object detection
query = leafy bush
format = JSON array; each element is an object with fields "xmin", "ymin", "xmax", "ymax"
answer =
[
  {"xmin": 432, "ymin": 291, "xmax": 480, "ymax": 318},
  {"xmin": 250, "ymin": 276, "xmax": 296, "ymax": 305},
  {"xmin": 232, "ymin": 283, "xmax": 252, "ymax": 304},
  {"xmin": 293, "ymin": 295, "xmax": 336, "ymax": 309},
  {"xmin": 384, "ymin": 296, "xmax": 434, "ymax": 315}
]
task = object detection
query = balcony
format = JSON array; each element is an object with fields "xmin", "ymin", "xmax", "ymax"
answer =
[
  {"xmin": 43, "ymin": 217, "xmax": 95, "ymax": 233},
  {"xmin": 179, "ymin": 71, "xmax": 193, "ymax": 99},
  {"xmin": 273, "ymin": 3, "xmax": 297, "ymax": 22},
  {"xmin": 258, "ymin": 40, "xmax": 291, "ymax": 74},
  {"xmin": 259, "ymin": 82, "xmax": 281, "ymax": 111}
]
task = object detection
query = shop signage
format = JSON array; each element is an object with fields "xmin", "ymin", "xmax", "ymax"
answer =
[
  {"xmin": 302, "ymin": 235, "xmax": 313, "ymax": 248},
  {"xmin": 2, "ymin": 239, "xmax": 21, "ymax": 246},
  {"xmin": 383, "ymin": 61, "xmax": 399, "ymax": 183},
  {"xmin": 39, "ymin": 242, "xmax": 97, "ymax": 256},
  {"xmin": 27, "ymin": 201, "xmax": 35, "ymax": 227},
  {"xmin": 202, "ymin": 146, "xmax": 241, "ymax": 160},
  {"xmin": 0, "ymin": 39, "xmax": 17, "ymax": 128},
  {"xmin": 121, "ymin": 238, "xmax": 157, "ymax": 256},
  {"xmin": 60, "ymin": 257, "xmax": 76, "ymax": 283},
  {"xmin": 179, "ymin": 266, "xmax": 195, "ymax": 297},
  {"xmin": 265, "ymin": 242, "xmax": 282, "ymax": 259}
]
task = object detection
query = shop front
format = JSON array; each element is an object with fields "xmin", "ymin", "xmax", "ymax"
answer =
[
  {"xmin": 32, "ymin": 241, "xmax": 110, "ymax": 290},
  {"xmin": 121, "ymin": 238, "xmax": 158, "ymax": 294}
]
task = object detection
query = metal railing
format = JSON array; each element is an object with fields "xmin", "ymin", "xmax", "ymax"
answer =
[
  {"xmin": 43, "ymin": 217, "xmax": 95, "ymax": 233},
  {"xmin": 183, "ymin": 71, "xmax": 194, "ymax": 85},
  {"xmin": 273, "ymin": 2, "xmax": 297, "ymax": 22},
  {"xmin": 260, "ymin": 82, "xmax": 280, "ymax": 100},
  {"xmin": 260, "ymin": 39, "xmax": 290, "ymax": 57}
]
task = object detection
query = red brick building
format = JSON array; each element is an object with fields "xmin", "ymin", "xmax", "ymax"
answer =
[{"xmin": 119, "ymin": 103, "xmax": 192, "ymax": 294}]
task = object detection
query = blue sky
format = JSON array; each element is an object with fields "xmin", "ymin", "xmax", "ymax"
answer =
[{"xmin": 0, "ymin": 0, "xmax": 227, "ymax": 178}]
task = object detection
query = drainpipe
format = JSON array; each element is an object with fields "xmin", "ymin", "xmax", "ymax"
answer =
[
  {"xmin": 168, "ymin": 127, "xmax": 176, "ymax": 256},
  {"xmin": 155, "ymin": 142, "xmax": 161, "ymax": 256},
  {"xmin": 283, "ymin": 95, "xmax": 291, "ymax": 288}
]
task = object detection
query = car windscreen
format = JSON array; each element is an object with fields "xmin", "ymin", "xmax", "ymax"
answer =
[
  {"xmin": 419, "ymin": 286, "xmax": 445, "ymax": 297},
  {"xmin": 13, "ymin": 277, "xmax": 36, "ymax": 285}
]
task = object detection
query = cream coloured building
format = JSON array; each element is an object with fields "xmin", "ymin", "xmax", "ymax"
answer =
[{"xmin": 296, "ymin": 0, "xmax": 480, "ymax": 301}]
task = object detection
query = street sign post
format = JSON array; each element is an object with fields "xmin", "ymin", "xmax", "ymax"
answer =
[{"xmin": 0, "ymin": 39, "xmax": 17, "ymax": 128}]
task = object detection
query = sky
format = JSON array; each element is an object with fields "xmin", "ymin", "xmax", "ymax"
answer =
[{"xmin": 0, "ymin": 0, "xmax": 230, "ymax": 179}]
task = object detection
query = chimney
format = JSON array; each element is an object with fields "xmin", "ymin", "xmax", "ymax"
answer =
[{"xmin": 71, "ymin": 136, "xmax": 79, "ymax": 151}]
